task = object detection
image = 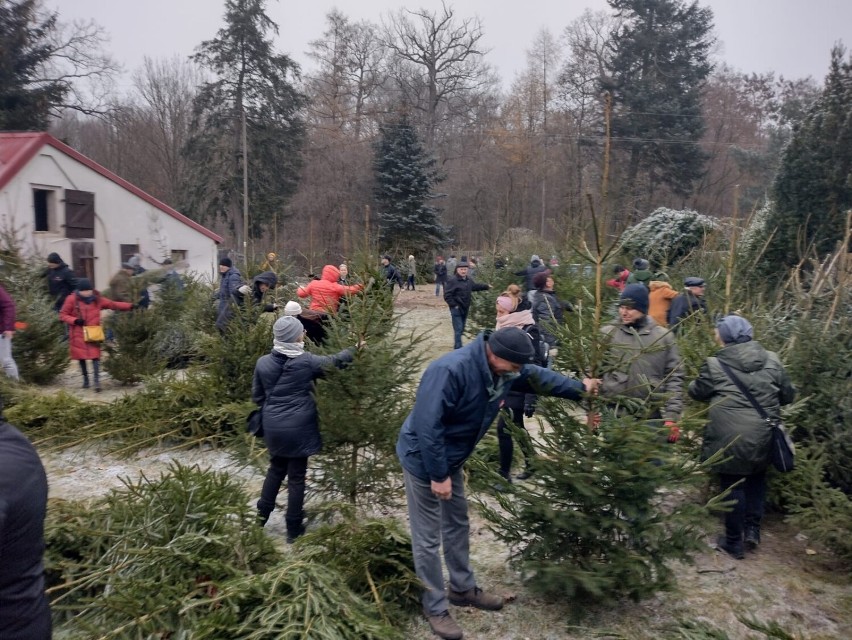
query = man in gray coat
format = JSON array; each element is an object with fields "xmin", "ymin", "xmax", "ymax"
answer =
[{"xmin": 599, "ymin": 284, "xmax": 684, "ymax": 442}]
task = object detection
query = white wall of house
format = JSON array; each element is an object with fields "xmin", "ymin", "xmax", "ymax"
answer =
[{"xmin": 0, "ymin": 145, "xmax": 219, "ymax": 289}]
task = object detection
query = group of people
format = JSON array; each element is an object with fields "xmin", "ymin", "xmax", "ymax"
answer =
[
  {"xmin": 397, "ymin": 254, "xmax": 794, "ymax": 639},
  {"xmin": 607, "ymin": 257, "xmax": 708, "ymax": 330}
]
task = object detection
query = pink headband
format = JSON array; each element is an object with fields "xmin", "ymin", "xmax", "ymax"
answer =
[{"xmin": 496, "ymin": 296, "xmax": 514, "ymax": 312}]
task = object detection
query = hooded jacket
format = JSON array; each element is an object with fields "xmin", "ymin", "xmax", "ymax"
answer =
[
  {"xmin": 251, "ymin": 271, "xmax": 278, "ymax": 312},
  {"xmin": 396, "ymin": 332, "xmax": 586, "ymax": 482},
  {"xmin": 297, "ymin": 265, "xmax": 362, "ymax": 312},
  {"xmin": 44, "ymin": 260, "xmax": 78, "ymax": 311},
  {"xmin": 626, "ymin": 269, "xmax": 653, "ymax": 288},
  {"xmin": 600, "ymin": 316, "xmax": 683, "ymax": 421},
  {"xmin": 648, "ymin": 281, "xmax": 679, "ymax": 327},
  {"xmin": 689, "ymin": 340, "xmax": 795, "ymax": 475},
  {"xmin": 668, "ymin": 290, "xmax": 707, "ymax": 329},
  {"xmin": 252, "ymin": 348, "xmax": 354, "ymax": 457}
]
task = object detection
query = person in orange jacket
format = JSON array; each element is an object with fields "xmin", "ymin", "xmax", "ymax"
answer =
[
  {"xmin": 296, "ymin": 264, "xmax": 362, "ymax": 313},
  {"xmin": 59, "ymin": 278, "xmax": 133, "ymax": 391},
  {"xmin": 648, "ymin": 278, "xmax": 680, "ymax": 327}
]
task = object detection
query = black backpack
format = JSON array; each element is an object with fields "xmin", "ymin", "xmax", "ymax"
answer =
[{"xmin": 522, "ymin": 324, "xmax": 549, "ymax": 367}]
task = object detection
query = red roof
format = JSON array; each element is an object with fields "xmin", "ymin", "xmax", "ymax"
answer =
[{"xmin": 0, "ymin": 132, "xmax": 222, "ymax": 243}]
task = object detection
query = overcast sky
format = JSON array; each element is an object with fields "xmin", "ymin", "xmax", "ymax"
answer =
[{"xmin": 50, "ymin": 0, "xmax": 850, "ymax": 91}]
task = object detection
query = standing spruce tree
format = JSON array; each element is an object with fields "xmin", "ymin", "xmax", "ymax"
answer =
[
  {"xmin": 373, "ymin": 114, "xmax": 449, "ymax": 254},
  {"xmin": 183, "ymin": 0, "xmax": 306, "ymax": 242},
  {"xmin": 764, "ymin": 46, "xmax": 852, "ymax": 271},
  {"xmin": 0, "ymin": 0, "xmax": 67, "ymax": 130},
  {"xmin": 606, "ymin": 0, "xmax": 714, "ymax": 216}
]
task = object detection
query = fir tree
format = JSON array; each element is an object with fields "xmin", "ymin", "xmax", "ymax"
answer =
[
  {"xmin": 372, "ymin": 114, "xmax": 449, "ymax": 254},
  {"xmin": 764, "ymin": 45, "xmax": 852, "ymax": 271},
  {"xmin": 0, "ymin": 0, "xmax": 66, "ymax": 130},
  {"xmin": 183, "ymin": 0, "xmax": 306, "ymax": 241},
  {"xmin": 606, "ymin": 0, "xmax": 714, "ymax": 211},
  {"xmin": 312, "ymin": 261, "xmax": 423, "ymax": 511}
]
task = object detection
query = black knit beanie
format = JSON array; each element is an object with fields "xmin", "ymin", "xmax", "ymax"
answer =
[{"xmin": 488, "ymin": 327, "xmax": 535, "ymax": 364}]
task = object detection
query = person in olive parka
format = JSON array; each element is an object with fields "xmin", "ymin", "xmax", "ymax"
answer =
[{"xmin": 689, "ymin": 315, "xmax": 795, "ymax": 559}]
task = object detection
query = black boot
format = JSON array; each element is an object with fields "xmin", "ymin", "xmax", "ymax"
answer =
[
  {"xmin": 257, "ymin": 510, "xmax": 270, "ymax": 527},
  {"xmin": 716, "ymin": 534, "xmax": 744, "ymax": 560},
  {"xmin": 744, "ymin": 526, "xmax": 761, "ymax": 550},
  {"xmin": 82, "ymin": 375, "xmax": 90, "ymax": 389},
  {"xmin": 285, "ymin": 518, "xmax": 305, "ymax": 544}
]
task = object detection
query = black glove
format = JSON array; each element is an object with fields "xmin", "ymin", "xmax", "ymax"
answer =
[
  {"xmin": 74, "ymin": 318, "xmax": 85, "ymax": 326},
  {"xmin": 523, "ymin": 403, "xmax": 535, "ymax": 418}
]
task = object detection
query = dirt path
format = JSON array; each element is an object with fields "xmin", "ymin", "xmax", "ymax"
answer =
[{"xmin": 40, "ymin": 292, "xmax": 851, "ymax": 640}]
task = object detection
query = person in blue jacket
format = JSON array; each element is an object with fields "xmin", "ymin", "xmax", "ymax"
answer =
[
  {"xmin": 396, "ymin": 327, "xmax": 599, "ymax": 640},
  {"xmin": 215, "ymin": 257, "xmax": 245, "ymax": 333},
  {"xmin": 253, "ymin": 315, "xmax": 354, "ymax": 543}
]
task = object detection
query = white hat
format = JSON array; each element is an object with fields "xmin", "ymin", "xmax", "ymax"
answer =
[{"xmin": 283, "ymin": 301, "xmax": 302, "ymax": 316}]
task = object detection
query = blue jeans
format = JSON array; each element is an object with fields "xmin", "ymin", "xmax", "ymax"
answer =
[
  {"xmin": 403, "ymin": 468, "xmax": 476, "ymax": 615},
  {"xmin": 450, "ymin": 307, "xmax": 466, "ymax": 349}
]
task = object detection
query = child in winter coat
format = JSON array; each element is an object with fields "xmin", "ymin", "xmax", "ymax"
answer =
[{"xmin": 59, "ymin": 278, "xmax": 133, "ymax": 391}]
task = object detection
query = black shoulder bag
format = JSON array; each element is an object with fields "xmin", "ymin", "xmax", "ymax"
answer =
[
  {"xmin": 247, "ymin": 357, "xmax": 291, "ymax": 438},
  {"xmin": 716, "ymin": 359, "xmax": 795, "ymax": 473}
]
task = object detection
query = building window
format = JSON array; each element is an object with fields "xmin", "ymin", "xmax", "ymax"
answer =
[
  {"xmin": 33, "ymin": 189, "xmax": 56, "ymax": 232},
  {"xmin": 120, "ymin": 244, "xmax": 140, "ymax": 265},
  {"xmin": 171, "ymin": 250, "xmax": 187, "ymax": 263}
]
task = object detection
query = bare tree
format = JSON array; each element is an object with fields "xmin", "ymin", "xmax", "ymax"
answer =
[
  {"xmin": 382, "ymin": 1, "xmax": 491, "ymax": 147},
  {"xmin": 130, "ymin": 56, "xmax": 201, "ymax": 205}
]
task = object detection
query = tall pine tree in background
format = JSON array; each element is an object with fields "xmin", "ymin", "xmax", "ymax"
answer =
[
  {"xmin": 0, "ymin": 0, "xmax": 67, "ymax": 130},
  {"xmin": 764, "ymin": 46, "xmax": 852, "ymax": 271},
  {"xmin": 372, "ymin": 114, "xmax": 449, "ymax": 254},
  {"xmin": 606, "ymin": 0, "xmax": 714, "ymax": 218},
  {"xmin": 183, "ymin": 0, "xmax": 306, "ymax": 243}
]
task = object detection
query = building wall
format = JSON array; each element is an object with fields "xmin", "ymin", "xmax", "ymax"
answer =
[{"xmin": 0, "ymin": 147, "xmax": 219, "ymax": 288}]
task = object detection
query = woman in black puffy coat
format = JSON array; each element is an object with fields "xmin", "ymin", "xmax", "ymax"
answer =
[{"xmin": 253, "ymin": 315, "xmax": 354, "ymax": 542}]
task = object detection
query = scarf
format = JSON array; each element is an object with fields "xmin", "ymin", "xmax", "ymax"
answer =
[
  {"xmin": 495, "ymin": 308, "xmax": 534, "ymax": 331},
  {"xmin": 273, "ymin": 340, "xmax": 305, "ymax": 358}
]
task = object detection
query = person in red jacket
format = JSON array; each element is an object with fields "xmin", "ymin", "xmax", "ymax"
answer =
[
  {"xmin": 296, "ymin": 264, "xmax": 362, "ymax": 313},
  {"xmin": 59, "ymin": 278, "xmax": 133, "ymax": 391},
  {"xmin": 0, "ymin": 284, "xmax": 19, "ymax": 380},
  {"xmin": 605, "ymin": 265, "xmax": 631, "ymax": 292}
]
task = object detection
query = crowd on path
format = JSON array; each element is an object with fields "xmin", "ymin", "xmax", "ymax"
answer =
[{"xmin": 1, "ymin": 249, "xmax": 795, "ymax": 640}]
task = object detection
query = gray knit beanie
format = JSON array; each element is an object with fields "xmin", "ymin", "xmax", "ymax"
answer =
[{"xmin": 273, "ymin": 315, "xmax": 304, "ymax": 343}]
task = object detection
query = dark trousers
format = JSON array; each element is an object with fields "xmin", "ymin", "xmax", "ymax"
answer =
[
  {"xmin": 497, "ymin": 398, "xmax": 534, "ymax": 478},
  {"xmin": 406, "ymin": 275, "xmax": 416, "ymax": 290},
  {"xmin": 450, "ymin": 307, "xmax": 467, "ymax": 349},
  {"xmin": 258, "ymin": 455, "xmax": 309, "ymax": 530},
  {"xmin": 719, "ymin": 471, "xmax": 767, "ymax": 543}
]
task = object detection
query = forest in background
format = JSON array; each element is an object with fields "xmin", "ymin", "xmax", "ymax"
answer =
[{"xmin": 4, "ymin": 0, "xmax": 841, "ymax": 270}]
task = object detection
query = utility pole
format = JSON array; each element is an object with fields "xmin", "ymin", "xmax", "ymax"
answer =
[{"xmin": 241, "ymin": 108, "xmax": 249, "ymax": 260}]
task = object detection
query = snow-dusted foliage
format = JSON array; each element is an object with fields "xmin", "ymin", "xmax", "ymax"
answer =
[
  {"xmin": 620, "ymin": 207, "xmax": 718, "ymax": 265},
  {"xmin": 737, "ymin": 200, "xmax": 774, "ymax": 257}
]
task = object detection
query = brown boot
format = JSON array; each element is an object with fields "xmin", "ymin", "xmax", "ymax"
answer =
[
  {"xmin": 448, "ymin": 586, "xmax": 504, "ymax": 610},
  {"xmin": 426, "ymin": 610, "xmax": 463, "ymax": 640}
]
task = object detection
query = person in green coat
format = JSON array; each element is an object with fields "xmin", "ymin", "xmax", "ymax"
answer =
[{"xmin": 688, "ymin": 315, "xmax": 796, "ymax": 559}]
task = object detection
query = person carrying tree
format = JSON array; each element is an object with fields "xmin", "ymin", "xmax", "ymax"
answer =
[
  {"xmin": 396, "ymin": 326, "xmax": 599, "ymax": 640},
  {"xmin": 443, "ymin": 258, "xmax": 490, "ymax": 349},
  {"xmin": 254, "ymin": 316, "xmax": 356, "ymax": 543},
  {"xmin": 59, "ymin": 278, "xmax": 134, "ymax": 392},
  {"xmin": 597, "ymin": 284, "xmax": 684, "ymax": 443},
  {"xmin": 297, "ymin": 264, "xmax": 362, "ymax": 314}
]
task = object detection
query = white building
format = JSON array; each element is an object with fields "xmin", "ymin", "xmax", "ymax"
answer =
[{"xmin": 0, "ymin": 132, "xmax": 222, "ymax": 288}]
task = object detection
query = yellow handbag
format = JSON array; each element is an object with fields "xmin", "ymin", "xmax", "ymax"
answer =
[{"xmin": 83, "ymin": 325, "xmax": 105, "ymax": 343}]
